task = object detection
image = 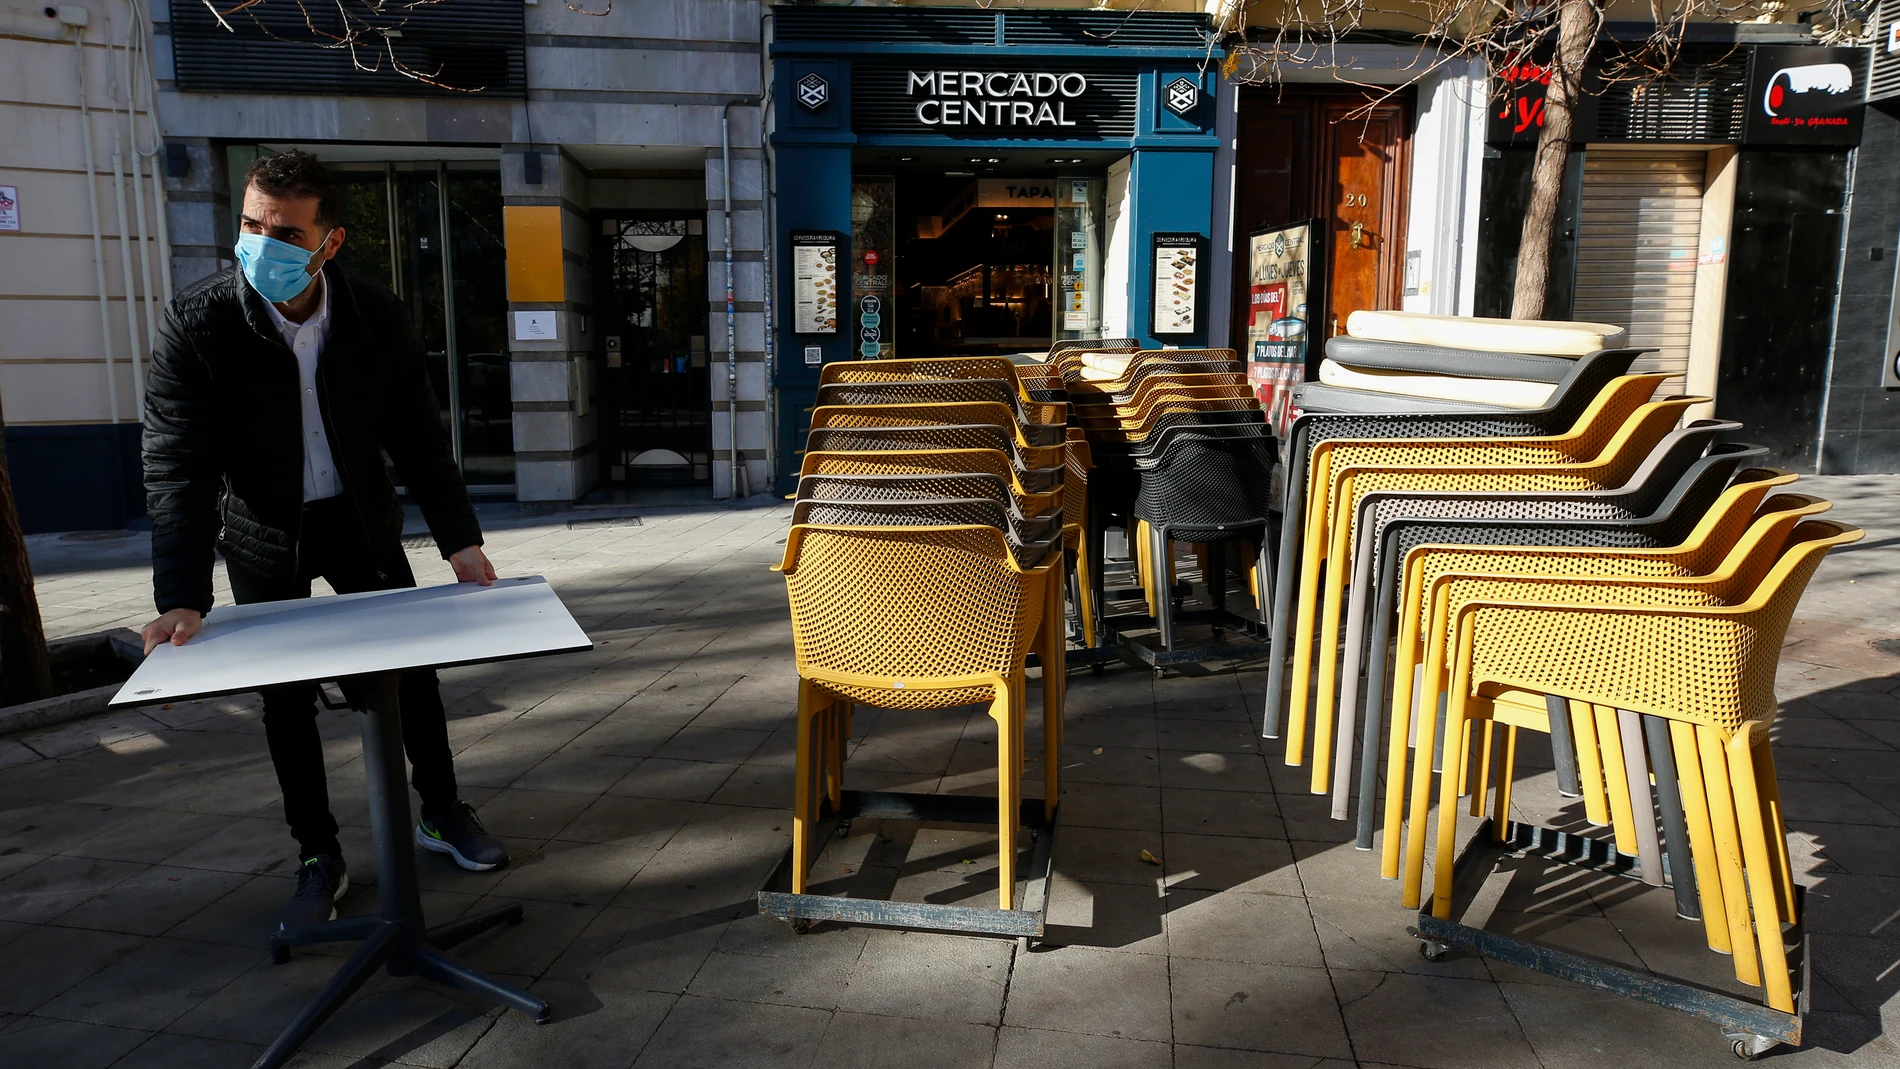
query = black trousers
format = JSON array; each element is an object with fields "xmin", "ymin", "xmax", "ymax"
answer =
[{"xmin": 226, "ymin": 496, "xmax": 459, "ymax": 861}]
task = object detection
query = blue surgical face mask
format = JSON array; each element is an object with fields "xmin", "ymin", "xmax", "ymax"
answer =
[{"xmin": 235, "ymin": 229, "xmax": 331, "ymax": 304}]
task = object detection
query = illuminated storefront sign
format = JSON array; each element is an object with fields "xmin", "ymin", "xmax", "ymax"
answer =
[{"xmin": 906, "ymin": 70, "xmax": 1091, "ymax": 127}]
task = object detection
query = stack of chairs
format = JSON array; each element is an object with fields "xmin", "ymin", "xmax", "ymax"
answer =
[
  {"xmin": 1264, "ymin": 310, "xmax": 1855, "ymax": 1044},
  {"xmin": 778, "ymin": 356, "xmax": 1074, "ymax": 910},
  {"xmin": 1055, "ymin": 348, "xmax": 1273, "ymax": 651}
]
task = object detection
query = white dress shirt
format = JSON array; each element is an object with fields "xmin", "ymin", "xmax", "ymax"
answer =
[{"xmin": 257, "ymin": 273, "xmax": 344, "ymax": 502}]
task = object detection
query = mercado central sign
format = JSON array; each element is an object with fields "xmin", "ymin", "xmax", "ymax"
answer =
[
  {"xmin": 849, "ymin": 62, "xmax": 1138, "ymax": 136},
  {"xmin": 906, "ymin": 70, "xmax": 1091, "ymax": 127}
]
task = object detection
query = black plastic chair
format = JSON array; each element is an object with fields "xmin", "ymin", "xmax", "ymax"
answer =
[{"xmin": 1129, "ymin": 432, "xmax": 1276, "ymax": 650}]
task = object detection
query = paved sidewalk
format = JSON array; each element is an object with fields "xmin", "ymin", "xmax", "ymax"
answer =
[{"xmin": 2, "ymin": 480, "xmax": 1897, "ymax": 1069}]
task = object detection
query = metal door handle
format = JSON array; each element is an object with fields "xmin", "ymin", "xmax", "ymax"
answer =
[{"xmin": 1349, "ymin": 221, "xmax": 1367, "ymax": 249}]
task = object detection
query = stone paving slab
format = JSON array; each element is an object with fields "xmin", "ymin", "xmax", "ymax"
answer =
[{"xmin": 1, "ymin": 482, "xmax": 1897, "ymax": 1067}]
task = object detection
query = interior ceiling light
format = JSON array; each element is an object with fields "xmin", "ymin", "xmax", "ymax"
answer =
[
  {"xmin": 1049, "ymin": 158, "xmax": 1085, "ymax": 164},
  {"xmin": 967, "ymin": 157, "xmax": 1002, "ymax": 165}
]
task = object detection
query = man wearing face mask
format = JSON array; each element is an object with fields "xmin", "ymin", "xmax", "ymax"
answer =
[{"xmin": 141, "ymin": 150, "xmax": 510, "ymax": 932}]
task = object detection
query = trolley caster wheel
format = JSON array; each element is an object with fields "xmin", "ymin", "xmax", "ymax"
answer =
[
  {"xmin": 836, "ymin": 819, "xmax": 853, "ymax": 839},
  {"xmin": 1727, "ymin": 1033, "xmax": 1774, "ymax": 1060},
  {"xmin": 269, "ymin": 943, "xmax": 291, "ymax": 965},
  {"xmin": 789, "ymin": 918, "xmax": 817, "ymax": 935},
  {"xmin": 1416, "ymin": 939, "xmax": 1450, "ymax": 963}
]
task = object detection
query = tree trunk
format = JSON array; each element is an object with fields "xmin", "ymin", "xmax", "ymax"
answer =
[
  {"xmin": 1510, "ymin": 0, "xmax": 1599, "ymax": 320},
  {"xmin": 0, "ymin": 431, "xmax": 53, "ymax": 707}
]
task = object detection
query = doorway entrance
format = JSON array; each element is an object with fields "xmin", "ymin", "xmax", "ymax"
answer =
[
  {"xmin": 849, "ymin": 168, "xmax": 1109, "ymax": 359},
  {"xmin": 594, "ymin": 215, "xmax": 712, "ymax": 486},
  {"xmin": 1231, "ymin": 86, "xmax": 1413, "ymax": 362},
  {"xmin": 327, "ymin": 162, "xmax": 513, "ymax": 490}
]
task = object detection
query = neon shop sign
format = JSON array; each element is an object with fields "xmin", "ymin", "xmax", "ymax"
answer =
[{"xmin": 907, "ymin": 70, "xmax": 1090, "ymax": 127}]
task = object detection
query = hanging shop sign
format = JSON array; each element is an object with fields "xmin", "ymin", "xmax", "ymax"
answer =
[
  {"xmin": 1742, "ymin": 46, "xmax": 1867, "ymax": 146},
  {"xmin": 796, "ymin": 73, "xmax": 831, "ymax": 111},
  {"xmin": 1163, "ymin": 76, "xmax": 1201, "ymax": 117},
  {"xmin": 1149, "ymin": 232, "xmax": 1206, "ymax": 338},
  {"xmin": 1246, "ymin": 220, "xmax": 1322, "ymax": 440},
  {"xmin": 852, "ymin": 62, "xmax": 1139, "ymax": 137},
  {"xmin": 790, "ymin": 230, "xmax": 842, "ymax": 335},
  {"xmin": 1484, "ymin": 55, "xmax": 1596, "ymax": 146}
]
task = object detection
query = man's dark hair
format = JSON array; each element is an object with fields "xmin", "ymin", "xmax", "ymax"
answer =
[{"xmin": 244, "ymin": 150, "xmax": 342, "ymax": 228}]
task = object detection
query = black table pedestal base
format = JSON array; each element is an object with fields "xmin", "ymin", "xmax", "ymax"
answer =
[{"xmin": 251, "ymin": 672, "xmax": 550, "ymax": 1069}]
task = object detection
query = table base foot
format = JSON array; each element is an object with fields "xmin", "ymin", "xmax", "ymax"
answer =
[{"xmin": 251, "ymin": 915, "xmax": 551, "ymax": 1069}]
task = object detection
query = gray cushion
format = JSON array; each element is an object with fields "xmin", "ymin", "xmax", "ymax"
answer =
[{"xmin": 1325, "ymin": 337, "xmax": 1579, "ymax": 382}]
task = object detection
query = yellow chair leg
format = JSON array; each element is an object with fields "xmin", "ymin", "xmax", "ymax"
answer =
[
  {"xmin": 1431, "ymin": 679, "xmax": 1479, "ymax": 919},
  {"xmin": 1383, "ymin": 568, "xmax": 1431, "ymax": 880},
  {"xmin": 1471, "ymin": 720, "xmax": 1495, "ymax": 818},
  {"xmin": 1287, "ymin": 472, "xmax": 1334, "ymax": 769},
  {"xmin": 1670, "ymin": 720, "xmax": 1732, "ymax": 954},
  {"xmin": 1042, "ymin": 570, "xmax": 1064, "ymax": 820},
  {"xmin": 1699, "ymin": 724, "xmax": 1762, "ymax": 987},
  {"xmin": 791, "ymin": 680, "xmax": 819, "ymax": 895},
  {"xmin": 1310, "ymin": 499, "xmax": 1358, "ymax": 795},
  {"xmin": 1136, "ymin": 520, "xmax": 1158, "ymax": 620},
  {"xmin": 1727, "ymin": 725, "xmax": 1795, "ymax": 1013},
  {"xmin": 1402, "ymin": 676, "xmax": 1443, "ymax": 911},
  {"xmin": 1491, "ymin": 725, "xmax": 1517, "ymax": 840},
  {"xmin": 991, "ymin": 681, "xmax": 1021, "ymax": 911},
  {"xmin": 1754, "ymin": 736, "xmax": 1797, "ymax": 923},
  {"xmin": 826, "ymin": 701, "xmax": 845, "ymax": 812},
  {"xmin": 1595, "ymin": 704, "xmax": 1639, "ymax": 856},
  {"xmin": 1075, "ymin": 537, "xmax": 1098, "ymax": 650},
  {"xmin": 1571, "ymin": 700, "xmax": 1610, "ymax": 828}
]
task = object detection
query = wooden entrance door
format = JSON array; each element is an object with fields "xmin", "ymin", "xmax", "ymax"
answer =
[
  {"xmin": 1322, "ymin": 101, "xmax": 1408, "ymax": 341},
  {"xmin": 1231, "ymin": 87, "xmax": 1412, "ymax": 362}
]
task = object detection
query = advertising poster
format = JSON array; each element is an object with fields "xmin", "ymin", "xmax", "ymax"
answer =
[
  {"xmin": 0, "ymin": 186, "xmax": 17, "ymax": 232},
  {"xmin": 790, "ymin": 231, "xmax": 841, "ymax": 335},
  {"xmin": 1247, "ymin": 221, "xmax": 1319, "ymax": 440},
  {"xmin": 1150, "ymin": 233, "xmax": 1204, "ymax": 336}
]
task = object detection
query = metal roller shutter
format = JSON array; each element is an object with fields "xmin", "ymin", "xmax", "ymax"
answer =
[{"xmin": 1572, "ymin": 149, "xmax": 1706, "ymax": 396}]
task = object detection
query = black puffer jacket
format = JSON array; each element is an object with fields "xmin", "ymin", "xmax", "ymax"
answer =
[{"xmin": 144, "ymin": 264, "xmax": 482, "ymax": 616}]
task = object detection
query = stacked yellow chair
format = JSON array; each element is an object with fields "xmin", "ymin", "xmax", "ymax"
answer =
[
  {"xmin": 781, "ymin": 357, "xmax": 1073, "ymax": 910},
  {"xmin": 1282, "ymin": 374, "xmax": 1687, "ymax": 793},
  {"xmin": 1400, "ymin": 509, "xmax": 1859, "ymax": 1018}
]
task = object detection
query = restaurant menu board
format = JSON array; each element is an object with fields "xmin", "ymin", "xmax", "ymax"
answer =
[
  {"xmin": 790, "ymin": 231, "xmax": 842, "ymax": 335},
  {"xmin": 1150, "ymin": 233, "xmax": 1204, "ymax": 336},
  {"xmin": 1247, "ymin": 220, "xmax": 1320, "ymax": 441}
]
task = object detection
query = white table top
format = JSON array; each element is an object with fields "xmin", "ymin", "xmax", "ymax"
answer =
[{"xmin": 111, "ymin": 576, "xmax": 592, "ymax": 706}]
